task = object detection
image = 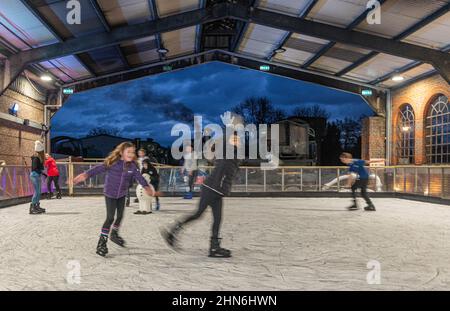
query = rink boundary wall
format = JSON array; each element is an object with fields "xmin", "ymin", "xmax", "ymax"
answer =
[{"xmin": 2, "ymin": 191, "xmax": 450, "ymax": 209}]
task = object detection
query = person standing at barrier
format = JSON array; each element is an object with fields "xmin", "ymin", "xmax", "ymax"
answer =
[
  {"xmin": 29, "ymin": 141, "xmax": 46, "ymax": 214},
  {"xmin": 44, "ymin": 153, "xmax": 61, "ymax": 200},
  {"xmin": 71, "ymin": 142, "xmax": 156, "ymax": 257},
  {"xmin": 339, "ymin": 152, "xmax": 376, "ymax": 211},
  {"xmin": 161, "ymin": 131, "xmax": 243, "ymax": 258}
]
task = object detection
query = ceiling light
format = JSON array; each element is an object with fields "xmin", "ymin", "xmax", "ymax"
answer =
[
  {"xmin": 157, "ymin": 47, "xmax": 169, "ymax": 54},
  {"xmin": 274, "ymin": 48, "xmax": 286, "ymax": 54},
  {"xmin": 392, "ymin": 75, "xmax": 404, "ymax": 82},
  {"xmin": 41, "ymin": 73, "xmax": 52, "ymax": 81}
]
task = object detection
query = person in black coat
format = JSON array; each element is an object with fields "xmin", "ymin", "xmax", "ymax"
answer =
[{"xmin": 161, "ymin": 132, "xmax": 242, "ymax": 258}]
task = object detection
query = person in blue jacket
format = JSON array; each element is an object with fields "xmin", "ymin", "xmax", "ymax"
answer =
[{"xmin": 340, "ymin": 152, "xmax": 377, "ymax": 211}]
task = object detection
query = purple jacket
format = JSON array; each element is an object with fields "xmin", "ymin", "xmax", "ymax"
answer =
[{"xmin": 85, "ymin": 160, "xmax": 149, "ymax": 199}]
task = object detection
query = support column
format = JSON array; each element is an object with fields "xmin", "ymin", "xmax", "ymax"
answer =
[{"xmin": 361, "ymin": 116, "xmax": 387, "ymax": 163}]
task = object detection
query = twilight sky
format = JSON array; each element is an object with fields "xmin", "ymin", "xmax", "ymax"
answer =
[{"xmin": 51, "ymin": 62, "xmax": 373, "ymax": 147}]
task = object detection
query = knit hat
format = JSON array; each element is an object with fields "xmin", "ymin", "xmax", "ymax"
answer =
[{"xmin": 34, "ymin": 140, "xmax": 44, "ymax": 152}]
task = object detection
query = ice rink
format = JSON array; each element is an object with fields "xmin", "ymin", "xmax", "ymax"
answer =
[{"xmin": 1, "ymin": 196, "xmax": 450, "ymax": 291}]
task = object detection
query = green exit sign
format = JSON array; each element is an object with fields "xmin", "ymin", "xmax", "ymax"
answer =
[
  {"xmin": 259, "ymin": 65, "xmax": 270, "ymax": 71},
  {"xmin": 163, "ymin": 65, "xmax": 173, "ymax": 71},
  {"xmin": 361, "ymin": 89, "xmax": 373, "ymax": 96},
  {"xmin": 63, "ymin": 88, "xmax": 74, "ymax": 95}
]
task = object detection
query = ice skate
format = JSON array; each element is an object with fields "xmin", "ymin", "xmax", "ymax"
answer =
[
  {"xmin": 125, "ymin": 197, "xmax": 130, "ymax": 207},
  {"xmin": 134, "ymin": 210, "xmax": 143, "ymax": 215},
  {"xmin": 29, "ymin": 203, "xmax": 44, "ymax": 215},
  {"xmin": 35, "ymin": 202, "xmax": 46, "ymax": 213},
  {"xmin": 364, "ymin": 203, "xmax": 376, "ymax": 211},
  {"xmin": 96, "ymin": 235, "xmax": 108, "ymax": 257},
  {"xmin": 160, "ymin": 225, "xmax": 181, "ymax": 251},
  {"xmin": 155, "ymin": 201, "xmax": 160, "ymax": 211},
  {"xmin": 46, "ymin": 192, "xmax": 53, "ymax": 200},
  {"xmin": 110, "ymin": 230, "xmax": 126, "ymax": 247},
  {"xmin": 209, "ymin": 238, "xmax": 232, "ymax": 258},
  {"xmin": 347, "ymin": 201, "xmax": 359, "ymax": 211},
  {"xmin": 56, "ymin": 191, "xmax": 62, "ymax": 199}
]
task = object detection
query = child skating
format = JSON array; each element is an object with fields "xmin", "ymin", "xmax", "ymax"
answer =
[
  {"xmin": 339, "ymin": 152, "xmax": 378, "ymax": 211},
  {"xmin": 72, "ymin": 142, "xmax": 155, "ymax": 257}
]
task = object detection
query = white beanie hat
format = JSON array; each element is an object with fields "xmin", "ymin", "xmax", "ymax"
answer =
[{"xmin": 34, "ymin": 140, "xmax": 44, "ymax": 152}]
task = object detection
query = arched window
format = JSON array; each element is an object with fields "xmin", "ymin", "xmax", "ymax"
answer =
[
  {"xmin": 426, "ymin": 95, "xmax": 450, "ymax": 164},
  {"xmin": 397, "ymin": 104, "xmax": 415, "ymax": 164}
]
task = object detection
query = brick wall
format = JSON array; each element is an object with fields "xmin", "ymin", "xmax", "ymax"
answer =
[
  {"xmin": 391, "ymin": 74, "xmax": 450, "ymax": 165},
  {"xmin": 361, "ymin": 116, "xmax": 386, "ymax": 160},
  {"xmin": 0, "ymin": 89, "xmax": 44, "ymax": 165}
]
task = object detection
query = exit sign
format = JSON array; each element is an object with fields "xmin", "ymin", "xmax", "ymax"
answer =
[
  {"xmin": 163, "ymin": 65, "xmax": 173, "ymax": 71},
  {"xmin": 259, "ymin": 65, "xmax": 270, "ymax": 71},
  {"xmin": 361, "ymin": 89, "xmax": 373, "ymax": 96},
  {"xmin": 63, "ymin": 88, "xmax": 74, "ymax": 95}
]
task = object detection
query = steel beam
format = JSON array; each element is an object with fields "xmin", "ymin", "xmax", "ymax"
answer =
[
  {"xmin": 9, "ymin": 3, "xmax": 230, "ymax": 70},
  {"xmin": 301, "ymin": 0, "xmax": 387, "ymax": 68},
  {"xmin": 267, "ymin": 0, "xmax": 318, "ymax": 61},
  {"xmin": 337, "ymin": 4, "xmax": 450, "ymax": 80}
]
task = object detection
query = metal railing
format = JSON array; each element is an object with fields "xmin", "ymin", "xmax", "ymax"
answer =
[{"xmin": 3, "ymin": 161, "xmax": 450, "ymax": 201}]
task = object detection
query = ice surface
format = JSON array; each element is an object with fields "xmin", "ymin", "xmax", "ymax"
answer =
[{"xmin": 1, "ymin": 196, "xmax": 450, "ymax": 290}]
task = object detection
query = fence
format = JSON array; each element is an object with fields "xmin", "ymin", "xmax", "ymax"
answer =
[{"xmin": 2, "ymin": 162, "xmax": 450, "ymax": 201}]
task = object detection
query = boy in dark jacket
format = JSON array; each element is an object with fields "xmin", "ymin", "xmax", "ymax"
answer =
[{"xmin": 161, "ymin": 132, "xmax": 242, "ymax": 258}]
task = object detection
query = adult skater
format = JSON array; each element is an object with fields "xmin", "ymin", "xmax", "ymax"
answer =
[
  {"xmin": 161, "ymin": 131, "xmax": 243, "ymax": 258},
  {"xmin": 339, "ymin": 152, "xmax": 377, "ymax": 211},
  {"xmin": 29, "ymin": 141, "xmax": 46, "ymax": 214},
  {"xmin": 72, "ymin": 142, "xmax": 155, "ymax": 257},
  {"xmin": 44, "ymin": 153, "xmax": 61, "ymax": 199}
]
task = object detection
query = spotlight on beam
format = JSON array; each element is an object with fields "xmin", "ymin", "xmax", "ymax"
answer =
[
  {"xmin": 157, "ymin": 47, "xmax": 169, "ymax": 54},
  {"xmin": 41, "ymin": 72, "xmax": 53, "ymax": 82},
  {"xmin": 392, "ymin": 75, "xmax": 404, "ymax": 82}
]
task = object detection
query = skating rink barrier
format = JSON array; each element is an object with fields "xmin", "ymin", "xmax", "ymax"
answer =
[{"xmin": 2, "ymin": 163, "xmax": 450, "ymax": 201}]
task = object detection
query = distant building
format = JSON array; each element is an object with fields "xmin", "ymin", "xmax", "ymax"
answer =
[
  {"xmin": 275, "ymin": 118, "xmax": 317, "ymax": 165},
  {"xmin": 51, "ymin": 134, "xmax": 170, "ymax": 163}
]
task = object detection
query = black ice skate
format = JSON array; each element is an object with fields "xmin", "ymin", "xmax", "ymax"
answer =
[
  {"xmin": 29, "ymin": 203, "xmax": 44, "ymax": 214},
  {"xmin": 96, "ymin": 235, "xmax": 108, "ymax": 257},
  {"xmin": 47, "ymin": 192, "xmax": 53, "ymax": 200},
  {"xmin": 110, "ymin": 230, "xmax": 126, "ymax": 247},
  {"xmin": 35, "ymin": 202, "xmax": 46, "ymax": 213},
  {"xmin": 56, "ymin": 191, "xmax": 62, "ymax": 199},
  {"xmin": 209, "ymin": 238, "xmax": 232, "ymax": 258},
  {"xmin": 125, "ymin": 197, "xmax": 130, "ymax": 207},
  {"xmin": 347, "ymin": 201, "xmax": 359, "ymax": 211},
  {"xmin": 364, "ymin": 203, "xmax": 376, "ymax": 211},
  {"xmin": 160, "ymin": 226, "xmax": 181, "ymax": 251}
]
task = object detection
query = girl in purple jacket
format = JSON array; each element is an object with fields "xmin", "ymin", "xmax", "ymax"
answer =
[{"xmin": 73, "ymin": 142, "xmax": 155, "ymax": 257}]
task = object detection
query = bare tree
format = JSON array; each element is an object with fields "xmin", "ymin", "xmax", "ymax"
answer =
[
  {"xmin": 292, "ymin": 104, "xmax": 331, "ymax": 120},
  {"xmin": 232, "ymin": 97, "xmax": 285, "ymax": 125},
  {"xmin": 86, "ymin": 127, "xmax": 121, "ymax": 137}
]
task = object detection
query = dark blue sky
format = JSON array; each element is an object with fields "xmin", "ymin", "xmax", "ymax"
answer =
[{"xmin": 51, "ymin": 62, "xmax": 373, "ymax": 147}]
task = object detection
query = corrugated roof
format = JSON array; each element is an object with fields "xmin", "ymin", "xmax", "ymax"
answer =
[{"xmin": 0, "ymin": 0, "xmax": 447, "ymax": 91}]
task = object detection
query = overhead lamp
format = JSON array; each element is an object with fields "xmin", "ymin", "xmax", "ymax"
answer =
[
  {"xmin": 41, "ymin": 72, "xmax": 53, "ymax": 81},
  {"xmin": 157, "ymin": 47, "xmax": 169, "ymax": 54},
  {"xmin": 402, "ymin": 126, "xmax": 411, "ymax": 132},
  {"xmin": 8, "ymin": 103, "xmax": 19, "ymax": 116},
  {"xmin": 274, "ymin": 47, "xmax": 286, "ymax": 54},
  {"xmin": 391, "ymin": 75, "xmax": 404, "ymax": 82}
]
